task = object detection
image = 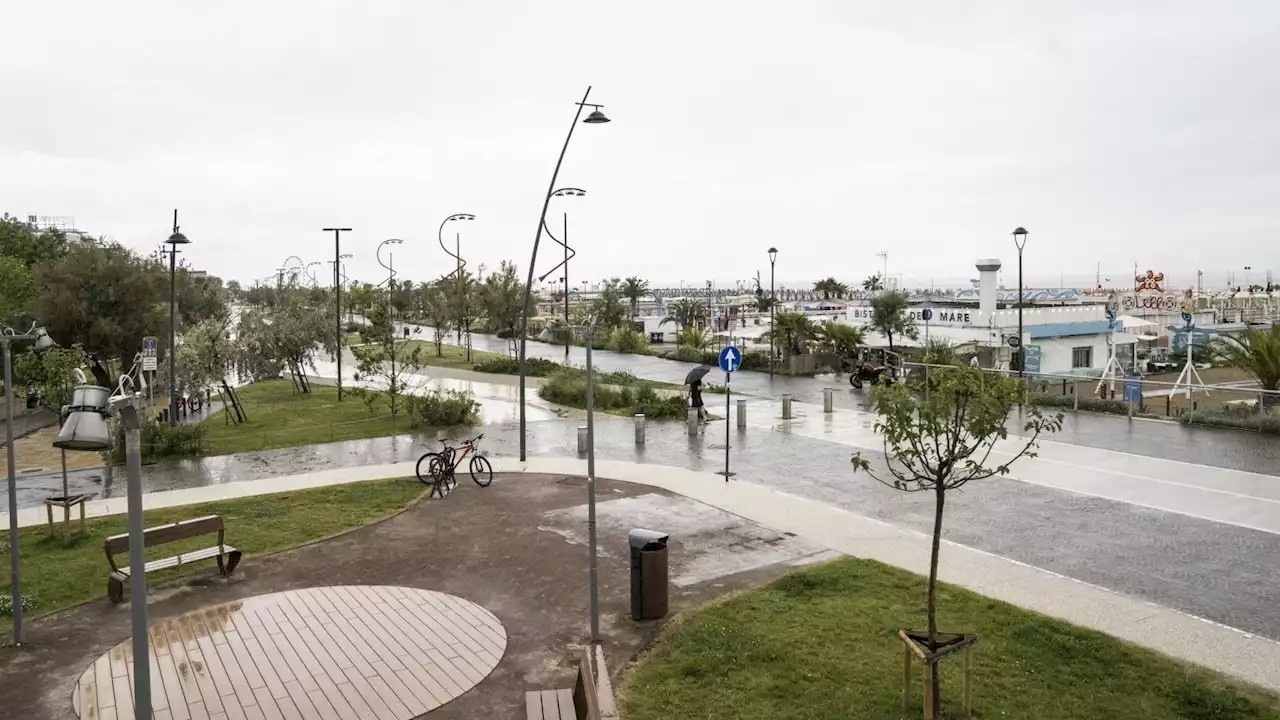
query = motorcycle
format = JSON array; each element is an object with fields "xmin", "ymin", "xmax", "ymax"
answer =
[{"xmin": 849, "ymin": 362, "xmax": 895, "ymax": 389}]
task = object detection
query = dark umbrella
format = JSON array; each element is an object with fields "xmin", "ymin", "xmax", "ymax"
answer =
[{"xmin": 685, "ymin": 366, "xmax": 711, "ymax": 385}]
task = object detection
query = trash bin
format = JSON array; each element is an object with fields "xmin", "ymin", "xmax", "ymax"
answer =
[{"xmin": 629, "ymin": 528, "xmax": 670, "ymax": 621}]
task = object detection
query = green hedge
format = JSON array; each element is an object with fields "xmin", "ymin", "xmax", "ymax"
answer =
[
  {"xmin": 1181, "ymin": 408, "xmax": 1280, "ymax": 435},
  {"xmin": 472, "ymin": 356, "xmax": 560, "ymax": 377},
  {"xmin": 538, "ymin": 370, "xmax": 687, "ymax": 419},
  {"xmin": 1029, "ymin": 393, "xmax": 1131, "ymax": 416},
  {"xmin": 407, "ymin": 389, "xmax": 480, "ymax": 428},
  {"xmin": 111, "ymin": 419, "xmax": 208, "ymax": 463}
]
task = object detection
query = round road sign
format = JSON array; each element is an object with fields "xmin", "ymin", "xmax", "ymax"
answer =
[{"xmin": 1007, "ymin": 335, "xmax": 1022, "ymax": 348}]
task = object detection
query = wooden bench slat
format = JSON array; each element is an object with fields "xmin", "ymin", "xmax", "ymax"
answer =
[
  {"xmin": 555, "ymin": 688, "xmax": 574, "ymax": 720},
  {"xmin": 115, "ymin": 546, "xmax": 238, "ymax": 577},
  {"xmin": 104, "ymin": 515, "xmax": 224, "ymax": 556},
  {"xmin": 539, "ymin": 689, "xmax": 562, "ymax": 719},
  {"xmin": 525, "ymin": 691, "xmax": 545, "ymax": 720}
]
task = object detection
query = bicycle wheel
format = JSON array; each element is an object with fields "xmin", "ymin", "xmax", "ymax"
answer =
[
  {"xmin": 416, "ymin": 452, "xmax": 443, "ymax": 484},
  {"xmin": 469, "ymin": 455, "xmax": 493, "ymax": 487}
]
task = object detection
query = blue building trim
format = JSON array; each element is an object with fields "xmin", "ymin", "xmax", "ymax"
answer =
[{"xmin": 1025, "ymin": 321, "xmax": 1112, "ymax": 339}]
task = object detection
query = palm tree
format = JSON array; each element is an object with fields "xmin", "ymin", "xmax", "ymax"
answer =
[
  {"xmin": 862, "ymin": 274, "xmax": 884, "ymax": 292},
  {"xmin": 764, "ymin": 311, "xmax": 817, "ymax": 358},
  {"xmin": 1205, "ymin": 327, "xmax": 1280, "ymax": 401},
  {"xmin": 661, "ymin": 298, "xmax": 706, "ymax": 330},
  {"xmin": 813, "ymin": 277, "xmax": 849, "ymax": 300},
  {"xmin": 866, "ymin": 290, "xmax": 918, "ymax": 352},
  {"xmin": 622, "ymin": 276, "xmax": 649, "ymax": 317},
  {"xmin": 815, "ymin": 320, "xmax": 865, "ymax": 358},
  {"xmin": 676, "ymin": 325, "xmax": 713, "ymax": 350}
]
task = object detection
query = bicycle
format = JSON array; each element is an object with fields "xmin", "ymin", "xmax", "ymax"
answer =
[{"xmin": 415, "ymin": 434, "xmax": 492, "ymax": 497}]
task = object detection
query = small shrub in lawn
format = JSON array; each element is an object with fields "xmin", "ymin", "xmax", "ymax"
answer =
[
  {"xmin": 0, "ymin": 591, "xmax": 38, "ymax": 616},
  {"xmin": 636, "ymin": 394, "xmax": 687, "ymax": 419},
  {"xmin": 111, "ymin": 419, "xmax": 209, "ymax": 462},
  {"xmin": 408, "ymin": 390, "xmax": 481, "ymax": 428},
  {"xmin": 343, "ymin": 321, "xmax": 368, "ymax": 333},
  {"xmin": 599, "ymin": 370, "xmax": 640, "ymax": 386},
  {"xmin": 1030, "ymin": 393, "xmax": 1130, "ymax": 416},
  {"xmin": 472, "ymin": 356, "xmax": 559, "ymax": 376},
  {"xmin": 607, "ymin": 328, "xmax": 650, "ymax": 354}
]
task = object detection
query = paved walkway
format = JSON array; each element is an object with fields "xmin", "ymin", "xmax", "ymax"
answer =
[
  {"xmin": 14, "ymin": 455, "xmax": 1280, "ymax": 694},
  {"xmin": 393, "ymin": 324, "xmax": 1280, "ymax": 475}
]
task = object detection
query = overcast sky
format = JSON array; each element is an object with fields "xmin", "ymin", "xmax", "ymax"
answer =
[{"xmin": 3, "ymin": 1, "xmax": 1278, "ymax": 291}]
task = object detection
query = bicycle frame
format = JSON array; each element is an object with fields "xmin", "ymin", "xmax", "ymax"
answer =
[{"xmin": 439, "ymin": 438, "xmax": 480, "ymax": 473}]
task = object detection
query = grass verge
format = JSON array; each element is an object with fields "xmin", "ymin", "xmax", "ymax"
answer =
[
  {"xmin": 204, "ymin": 379, "xmax": 418, "ymax": 454},
  {"xmin": 0, "ymin": 478, "xmax": 425, "ymax": 619},
  {"xmin": 620, "ymin": 557, "xmax": 1280, "ymax": 720}
]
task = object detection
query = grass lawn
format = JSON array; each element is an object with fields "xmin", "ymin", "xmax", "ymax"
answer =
[
  {"xmin": 621, "ymin": 558, "xmax": 1280, "ymax": 720},
  {"xmin": 205, "ymin": 379, "xmax": 417, "ymax": 454},
  {"xmin": 400, "ymin": 340, "xmax": 507, "ymax": 371},
  {"xmin": 0, "ymin": 478, "xmax": 424, "ymax": 620}
]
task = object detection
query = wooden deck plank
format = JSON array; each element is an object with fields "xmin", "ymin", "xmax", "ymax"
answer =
[
  {"xmin": 70, "ymin": 586, "xmax": 507, "ymax": 720},
  {"xmin": 555, "ymin": 688, "xmax": 575, "ymax": 720}
]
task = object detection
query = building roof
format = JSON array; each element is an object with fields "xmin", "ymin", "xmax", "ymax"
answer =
[{"xmin": 1025, "ymin": 321, "xmax": 1112, "ymax": 338}]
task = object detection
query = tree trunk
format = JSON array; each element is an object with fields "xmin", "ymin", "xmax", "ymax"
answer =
[
  {"xmin": 928, "ymin": 485, "xmax": 946, "ymax": 718},
  {"xmin": 89, "ymin": 357, "xmax": 113, "ymax": 389}
]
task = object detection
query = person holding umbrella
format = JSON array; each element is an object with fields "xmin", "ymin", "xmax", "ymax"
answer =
[{"xmin": 685, "ymin": 365, "xmax": 711, "ymax": 422}]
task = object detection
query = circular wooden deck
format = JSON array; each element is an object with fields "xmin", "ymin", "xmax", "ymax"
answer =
[{"xmin": 72, "ymin": 585, "xmax": 507, "ymax": 719}]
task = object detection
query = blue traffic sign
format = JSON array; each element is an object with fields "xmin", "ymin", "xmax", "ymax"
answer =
[
  {"xmin": 921, "ymin": 309, "xmax": 933, "ymax": 322},
  {"xmin": 718, "ymin": 346, "xmax": 742, "ymax": 373}
]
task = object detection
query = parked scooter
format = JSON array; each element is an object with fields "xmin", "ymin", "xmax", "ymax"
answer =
[{"xmin": 849, "ymin": 362, "xmax": 895, "ymax": 389}]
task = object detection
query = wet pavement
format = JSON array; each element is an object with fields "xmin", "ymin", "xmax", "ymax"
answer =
[
  {"xmin": 405, "ymin": 325, "xmax": 1280, "ymax": 476},
  {"xmin": 8, "ymin": 401, "xmax": 1277, "ymax": 645}
]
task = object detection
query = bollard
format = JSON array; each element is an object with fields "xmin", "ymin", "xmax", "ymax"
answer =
[
  {"xmin": 634, "ymin": 414, "xmax": 646, "ymax": 445},
  {"xmin": 737, "ymin": 399, "xmax": 747, "ymax": 428},
  {"xmin": 577, "ymin": 426, "xmax": 588, "ymax": 454},
  {"xmin": 688, "ymin": 407, "xmax": 699, "ymax": 435},
  {"xmin": 782, "ymin": 394, "xmax": 793, "ymax": 419},
  {"xmin": 1073, "ymin": 381, "xmax": 1079, "ymax": 411},
  {"xmin": 823, "ymin": 388, "xmax": 833, "ymax": 414}
]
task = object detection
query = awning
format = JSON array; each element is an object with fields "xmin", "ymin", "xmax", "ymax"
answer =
[{"xmin": 1116, "ymin": 314, "xmax": 1158, "ymax": 329}]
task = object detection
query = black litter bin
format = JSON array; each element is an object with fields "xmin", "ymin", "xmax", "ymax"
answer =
[{"xmin": 629, "ymin": 528, "xmax": 669, "ymax": 620}]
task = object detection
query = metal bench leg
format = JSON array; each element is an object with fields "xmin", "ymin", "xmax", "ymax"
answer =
[
  {"xmin": 219, "ymin": 550, "xmax": 242, "ymax": 575},
  {"xmin": 107, "ymin": 575, "xmax": 124, "ymax": 604}
]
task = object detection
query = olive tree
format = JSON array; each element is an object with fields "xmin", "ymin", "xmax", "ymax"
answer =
[{"xmin": 850, "ymin": 365, "xmax": 1061, "ymax": 717}]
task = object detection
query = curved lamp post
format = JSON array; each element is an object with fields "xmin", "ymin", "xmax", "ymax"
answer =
[
  {"xmin": 538, "ymin": 188, "xmax": 587, "ymax": 362},
  {"xmin": 768, "ymin": 247, "xmax": 778, "ymax": 378},
  {"xmin": 4, "ymin": 321, "xmax": 55, "ymax": 645},
  {"xmin": 165, "ymin": 216, "xmax": 191, "ymax": 425},
  {"xmin": 304, "ymin": 261, "xmax": 322, "ymax": 287},
  {"xmin": 518, "ymin": 88, "xmax": 610, "ymax": 461},
  {"xmin": 438, "ymin": 213, "xmax": 476, "ymax": 282},
  {"xmin": 1013, "ymin": 227, "xmax": 1028, "ymax": 378}
]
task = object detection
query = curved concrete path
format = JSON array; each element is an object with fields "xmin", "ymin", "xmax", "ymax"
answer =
[{"xmin": 12, "ymin": 455, "xmax": 1280, "ymax": 695}]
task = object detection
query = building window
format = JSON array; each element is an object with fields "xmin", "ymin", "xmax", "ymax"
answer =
[{"xmin": 1071, "ymin": 346, "xmax": 1092, "ymax": 369}]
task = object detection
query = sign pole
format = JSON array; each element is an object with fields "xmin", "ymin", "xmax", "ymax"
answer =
[
  {"xmin": 723, "ymin": 371, "xmax": 731, "ymax": 482},
  {"xmin": 717, "ymin": 345, "xmax": 739, "ymax": 481}
]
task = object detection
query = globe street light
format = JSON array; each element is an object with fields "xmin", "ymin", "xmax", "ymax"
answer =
[
  {"xmin": 768, "ymin": 247, "xmax": 778, "ymax": 378},
  {"xmin": 518, "ymin": 87, "xmax": 611, "ymax": 462},
  {"xmin": 1013, "ymin": 227, "xmax": 1029, "ymax": 378},
  {"xmin": 538, "ymin": 188, "xmax": 587, "ymax": 362},
  {"xmin": 165, "ymin": 211, "xmax": 191, "ymax": 425}
]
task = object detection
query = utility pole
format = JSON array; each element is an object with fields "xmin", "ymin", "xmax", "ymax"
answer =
[{"xmin": 324, "ymin": 228, "xmax": 352, "ymax": 400}]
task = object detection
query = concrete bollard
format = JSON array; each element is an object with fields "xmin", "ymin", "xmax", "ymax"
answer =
[
  {"xmin": 577, "ymin": 425, "xmax": 588, "ymax": 454},
  {"xmin": 688, "ymin": 407, "xmax": 699, "ymax": 435},
  {"xmin": 634, "ymin": 414, "xmax": 646, "ymax": 445},
  {"xmin": 823, "ymin": 388, "xmax": 833, "ymax": 414},
  {"xmin": 737, "ymin": 399, "xmax": 747, "ymax": 428},
  {"xmin": 782, "ymin": 394, "xmax": 793, "ymax": 420}
]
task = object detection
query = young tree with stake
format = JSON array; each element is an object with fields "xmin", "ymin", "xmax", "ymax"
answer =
[{"xmin": 851, "ymin": 364, "xmax": 1061, "ymax": 718}]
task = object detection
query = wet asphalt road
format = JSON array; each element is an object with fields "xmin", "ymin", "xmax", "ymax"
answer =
[{"xmin": 410, "ymin": 325, "xmax": 1280, "ymax": 476}]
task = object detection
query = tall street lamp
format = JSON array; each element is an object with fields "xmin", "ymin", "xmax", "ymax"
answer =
[
  {"xmin": 517, "ymin": 87, "xmax": 610, "ymax": 462},
  {"xmin": 323, "ymin": 229, "xmax": 352, "ymax": 399},
  {"xmin": 4, "ymin": 322, "xmax": 55, "ymax": 645},
  {"xmin": 165, "ymin": 211, "xmax": 191, "ymax": 425},
  {"xmin": 768, "ymin": 247, "xmax": 778, "ymax": 378},
  {"xmin": 538, "ymin": 188, "xmax": 587, "ymax": 362},
  {"xmin": 1013, "ymin": 227, "xmax": 1028, "ymax": 378},
  {"xmin": 439, "ymin": 213, "xmax": 476, "ymax": 345}
]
